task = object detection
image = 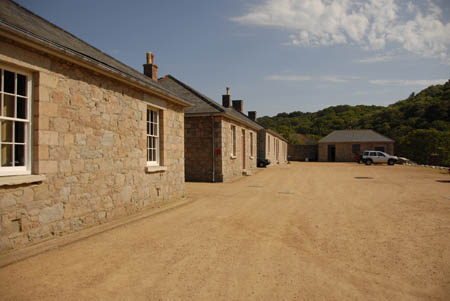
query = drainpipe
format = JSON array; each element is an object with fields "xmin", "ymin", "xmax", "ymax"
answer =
[{"xmin": 211, "ymin": 115, "xmax": 215, "ymax": 182}]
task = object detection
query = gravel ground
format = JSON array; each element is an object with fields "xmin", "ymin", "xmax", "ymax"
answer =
[{"xmin": 1, "ymin": 162, "xmax": 449, "ymax": 300}]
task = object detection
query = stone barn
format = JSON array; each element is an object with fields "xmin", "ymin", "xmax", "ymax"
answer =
[
  {"xmin": 159, "ymin": 75, "xmax": 262, "ymax": 182},
  {"xmin": 318, "ymin": 130, "xmax": 395, "ymax": 162},
  {"xmin": 0, "ymin": 0, "xmax": 190, "ymax": 252}
]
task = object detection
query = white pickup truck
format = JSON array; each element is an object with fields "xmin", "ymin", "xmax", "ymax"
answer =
[{"xmin": 362, "ymin": 151, "xmax": 398, "ymax": 165}]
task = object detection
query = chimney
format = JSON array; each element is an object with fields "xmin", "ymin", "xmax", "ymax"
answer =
[
  {"xmin": 222, "ymin": 87, "xmax": 231, "ymax": 107},
  {"xmin": 232, "ymin": 100, "xmax": 243, "ymax": 113},
  {"xmin": 248, "ymin": 111, "xmax": 257, "ymax": 121},
  {"xmin": 143, "ymin": 52, "xmax": 158, "ymax": 80}
]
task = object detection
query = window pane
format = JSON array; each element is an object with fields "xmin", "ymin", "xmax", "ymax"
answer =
[
  {"xmin": 17, "ymin": 74, "xmax": 27, "ymax": 96},
  {"xmin": 150, "ymin": 123, "xmax": 154, "ymax": 136},
  {"xmin": 146, "ymin": 109, "xmax": 150, "ymax": 122},
  {"xmin": 15, "ymin": 122, "xmax": 25, "ymax": 143},
  {"xmin": 1, "ymin": 144, "xmax": 12, "ymax": 166},
  {"xmin": 17, "ymin": 97, "xmax": 27, "ymax": 119},
  {"xmin": 0, "ymin": 69, "xmax": 2, "ymax": 92},
  {"xmin": 152, "ymin": 149, "xmax": 156, "ymax": 161},
  {"xmin": 1, "ymin": 120, "xmax": 13, "ymax": 142},
  {"xmin": 146, "ymin": 122, "xmax": 149, "ymax": 135},
  {"xmin": 3, "ymin": 94, "xmax": 14, "ymax": 117},
  {"xmin": 153, "ymin": 124, "xmax": 157, "ymax": 137},
  {"xmin": 4, "ymin": 70, "xmax": 14, "ymax": 94},
  {"xmin": 14, "ymin": 144, "xmax": 25, "ymax": 166}
]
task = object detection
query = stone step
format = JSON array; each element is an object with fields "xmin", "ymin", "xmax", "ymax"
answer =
[{"xmin": 242, "ymin": 170, "xmax": 252, "ymax": 176}]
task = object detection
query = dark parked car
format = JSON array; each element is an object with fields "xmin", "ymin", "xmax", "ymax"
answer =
[{"xmin": 258, "ymin": 158, "xmax": 271, "ymax": 167}]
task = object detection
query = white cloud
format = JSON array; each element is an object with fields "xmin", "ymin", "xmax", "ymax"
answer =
[
  {"xmin": 355, "ymin": 55, "xmax": 394, "ymax": 63},
  {"xmin": 369, "ymin": 79, "xmax": 448, "ymax": 86},
  {"xmin": 232, "ymin": 0, "xmax": 450, "ymax": 63},
  {"xmin": 266, "ymin": 74, "xmax": 359, "ymax": 82}
]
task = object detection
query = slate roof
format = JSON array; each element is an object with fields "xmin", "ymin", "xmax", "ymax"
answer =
[
  {"xmin": 265, "ymin": 129, "xmax": 288, "ymax": 143},
  {"xmin": 159, "ymin": 75, "xmax": 263, "ymax": 131},
  {"xmin": 318, "ymin": 130, "xmax": 394, "ymax": 143},
  {"xmin": 0, "ymin": 0, "xmax": 189, "ymax": 106}
]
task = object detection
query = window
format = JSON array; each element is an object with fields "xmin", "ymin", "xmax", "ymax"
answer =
[
  {"xmin": 146, "ymin": 108, "xmax": 159, "ymax": 165},
  {"xmin": 0, "ymin": 67, "xmax": 31, "ymax": 176},
  {"xmin": 249, "ymin": 132, "xmax": 253, "ymax": 157},
  {"xmin": 375, "ymin": 146, "xmax": 385, "ymax": 152},
  {"xmin": 352, "ymin": 144, "xmax": 360, "ymax": 153},
  {"xmin": 268, "ymin": 134, "xmax": 270, "ymax": 153},
  {"xmin": 231, "ymin": 125, "xmax": 236, "ymax": 156},
  {"xmin": 377, "ymin": 152, "xmax": 386, "ymax": 157}
]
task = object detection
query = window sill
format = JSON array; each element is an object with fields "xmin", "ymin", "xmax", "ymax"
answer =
[
  {"xmin": 146, "ymin": 166, "xmax": 168, "ymax": 173},
  {"xmin": 230, "ymin": 155, "xmax": 237, "ymax": 159},
  {"xmin": 0, "ymin": 174, "xmax": 46, "ymax": 187}
]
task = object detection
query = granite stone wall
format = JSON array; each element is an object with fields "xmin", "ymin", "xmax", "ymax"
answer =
[
  {"xmin": 258, "ymin": 130, "xmax": 288, "ymax": 166},
  {"xmin": 0, "ymin": 37, "xmax": 185, "ymax": 252},
  {"xmin": 184, "ymin": 116, "xmax": 214, "ymax": 182},
  {"xmin": 219, "ymin": 118, "xmax": 257, "ymax": 182},
  {"xmin": 288, "ymin": 145, "xmax": 318, "ymax": 161}
]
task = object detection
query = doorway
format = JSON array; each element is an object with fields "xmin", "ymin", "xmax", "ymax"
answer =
[{"xmin": 328, "ymin": 144, "xmax": 336, "ymax": 162}]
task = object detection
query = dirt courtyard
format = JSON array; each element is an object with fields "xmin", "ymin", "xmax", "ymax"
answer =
[{"xmin": 1, "ymin": 163, "xmax": 449, "ymax": 300}]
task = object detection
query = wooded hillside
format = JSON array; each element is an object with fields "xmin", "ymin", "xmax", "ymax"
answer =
[{"xmin": 257, "ymin": 80, "xmax": 450, "ymax": 165}]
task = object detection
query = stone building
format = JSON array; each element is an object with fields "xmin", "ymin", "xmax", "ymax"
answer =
[
  {"xmin": 318, "ymin": 130, "xmax": 395, "ymax": 162},
  {"xmin": 0, "ymin": 0, "xmax": 190, "ymax": 252},
  {"xmin": 159, "ymin": 75, "xmax": 262, "ymax": 182},
  {"xmin": 246, "ymin": 111, "xmax": 289, "ymax": 166},
  {"xmin": 255, "ymin": 126, "xmax": 289, "ymax": 167}
]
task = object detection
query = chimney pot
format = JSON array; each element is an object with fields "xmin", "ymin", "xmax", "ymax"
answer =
[
  {"xmin": 232, "ymin": 100, "xmax": 243, "ymax": 113},
  {"xmin": 248, "ymin": 111, "xmax": 257, "ymax": 121},
  {"xmin": 146, "ymin": 52, "xmax": 154, "ymax": 64},
  {"xmin": 143, "ymin": 52, "xmax": 158, "ymax": 80}
]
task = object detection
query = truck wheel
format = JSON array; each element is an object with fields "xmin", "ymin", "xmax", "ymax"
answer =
[
  {"xmin": 388, "ymin": 159, "xmax": 395, "ymax": 165},
  {"xmin": 365, "ymin": 159, "xmax": 372, "ymax": 165}
]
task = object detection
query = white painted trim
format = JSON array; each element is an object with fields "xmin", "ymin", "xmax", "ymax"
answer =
[{"xmin": 0, "ymin": 64, "xmax": 32, "ymax": 176}]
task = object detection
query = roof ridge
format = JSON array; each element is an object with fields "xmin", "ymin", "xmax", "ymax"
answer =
[
  {"xmin": 6, "ymin": 0, "xmax": 133, "ymax": 74},
  {"xmin": 1, "ymin": 0, "xmax": 183, "ymax": 101}
]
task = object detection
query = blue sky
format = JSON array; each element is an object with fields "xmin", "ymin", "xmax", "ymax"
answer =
[{"xmin": 16, "ymin": 0, "xmax": 450, "ymax": 117}]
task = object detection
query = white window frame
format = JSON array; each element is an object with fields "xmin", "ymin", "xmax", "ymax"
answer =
[
  {"xmin": 231, "ymin": 125, "xmax": 236, "ymax": 157},
  {"xmin": 146, "ymin": 107, "xmax": 160, "ymax": 166},
  {"xmin": 0, "ymin": 66, "xmax": 32, "ymax": 176}
]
